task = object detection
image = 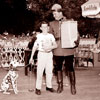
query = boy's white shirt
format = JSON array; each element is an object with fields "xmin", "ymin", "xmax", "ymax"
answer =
[{"xmin": 34, "ymin": 33, "xmax": 55, "ymax": 52}]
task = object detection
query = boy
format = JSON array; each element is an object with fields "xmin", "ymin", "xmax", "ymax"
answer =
[{"xmin": 29, "ymin": 21, "xmax": 57, "ymax": 95}]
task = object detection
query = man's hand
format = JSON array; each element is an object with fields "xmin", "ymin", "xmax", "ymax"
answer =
[{"xmin": 74, "ymin": 40, "xmax": 79, "ymax": 48}]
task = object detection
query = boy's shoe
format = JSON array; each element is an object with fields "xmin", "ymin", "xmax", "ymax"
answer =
[
  {"xmin": 3, "ymin": 91, "xmax": 10, "ymax": 94},
  {"xmin": 46, "ymin": 87, "xmax": 55, "ymax": 92},
  {"xmin": 35, "ymin": 89, "xmax": 41, "ymax": 95}
]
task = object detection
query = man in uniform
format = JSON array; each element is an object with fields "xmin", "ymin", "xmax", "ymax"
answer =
[{"xmin": 49, "ymin": 3, "xmax": 80, "ymax": 95}]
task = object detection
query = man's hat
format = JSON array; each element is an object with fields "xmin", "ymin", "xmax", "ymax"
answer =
[{"xmin": 51, "ymin": 4, "xmax": 62, "ymax": 11}]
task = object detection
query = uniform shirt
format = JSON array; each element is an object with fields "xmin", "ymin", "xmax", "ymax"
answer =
[
  {"xmin": 34, "ymin": 33, "xmax": 55, "ymax": 52},
  {"xmin": 49, "ymin": 20, "xmax": 76, "ymax": 56}
]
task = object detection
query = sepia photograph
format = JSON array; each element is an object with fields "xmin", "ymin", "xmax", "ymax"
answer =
[{"xmin": 0, "ymin": 0, "xmax": 100, "ymax": 100}]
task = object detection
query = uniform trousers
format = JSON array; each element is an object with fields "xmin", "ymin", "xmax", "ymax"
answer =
[
  {"xmin": 36, "ymin": 51, "xmax": 53, "ymax": 90},
  {"xmin": 54, "ymin": 55, "xmax": 74, "ymax": 72}
]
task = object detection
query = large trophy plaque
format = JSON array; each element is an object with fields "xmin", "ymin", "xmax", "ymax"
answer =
[{"xmin": 61, "ymin": 21, "xmax": 78, "ymax": 48}]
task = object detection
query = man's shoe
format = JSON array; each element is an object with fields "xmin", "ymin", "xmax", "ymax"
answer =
[
  {"xmin": 35, "ymin": 89, "xmax": 41, "ymax": 95},
  {"xmin": 57, "ymin": 83, "xmax": 63, "ymax": 93},
  {"xmin": 46, "ymin": 87, "xmax": 55, "ymax": 92},
  {"xmin": 71, "ymin": 85, "xmax": 76, "ymax": 95}
]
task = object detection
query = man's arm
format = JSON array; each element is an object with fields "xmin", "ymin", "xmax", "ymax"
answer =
[{"xmin": 74, "ymin": 33, "xmax": 80, "ymax": 48}]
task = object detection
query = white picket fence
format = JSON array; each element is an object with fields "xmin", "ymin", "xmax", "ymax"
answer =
[{"xmin": 0, "ymin": 47, "xmax": 26, "ymax": 67}]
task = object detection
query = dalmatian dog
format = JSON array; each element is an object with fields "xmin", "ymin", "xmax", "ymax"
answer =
[{"xmin": 0, "ymin": 61, "xmax": 18, "ymax": 94}]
